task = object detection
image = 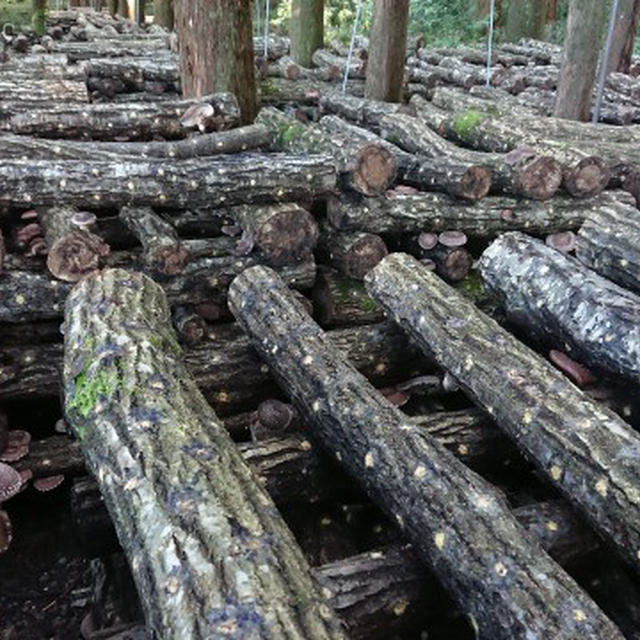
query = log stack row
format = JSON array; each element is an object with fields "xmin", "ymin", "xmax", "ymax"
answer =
[{"xmin": 4, "ymin": 9, "xmax": 640, "ymax": 640}]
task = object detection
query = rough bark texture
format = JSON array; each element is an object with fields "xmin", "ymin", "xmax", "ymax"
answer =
[
  {"xmin": 63, "ymin": 269, "xmax": 346, "ymax": 638},
  {"xmin": 0, "ymin": 94, "xmax": 241, "ymax": 140},
  {"xmin": 365, "ymin": 0, "xmax": 409, "ymax": 103},
  {"xmin": 608, "ymin": 0, "xmax": 640, "ymax": 74},
  {"xmin": 290, "ymin": 0, "xmax": 323, "ymax": 68},
  {"xmin": 154, "ymin": 0, "xmax": 173, "ymax": 30},
  {"xmin": 229, "ymin": 203, "xmax": 319, "ymax": 266},
  {"xmin": 119, "ymin": 207, "xmax": 189, "ymax": 276},
  {"xmin": 0, "ymin": 322, "xmax": 427, "ymax": 409},
  {"xmin": 319, "ymin": 93, "xmax": 414, "ymax": 128},
  {"xmin": 326, "ymin": 191, "xmax": 627, "ymax": 237},
  {"xmin": 229, "ymin": 265, "xmax": 622, "ymax": 640},
  {"xmin": 480, "ymin": 232, "xmax": 640, "ymax": 384},
  {"xmin": 174, "ymin": 0, "xmax": 257, "ymax": 123},
  {"xmin": 312, "ymin": 267, "xmax": 383, "ymax": 328},
  {"xmin": 554, "ymin": 0, "xmax": 606, "ymax": 121},
  {"xmin": 0, "ymin": 155, "xmax": 336, "ymax": 210},
  {"xmin": 366, "ymin": 252, "xmax": 640, "ymax": 576},
  {"xmin": 576, "ymin": 201, "xmax": 640, "ymax": 295},
  {"xmin": 0, "ymin": 78, "xmax": 88, "ymax": 104}
]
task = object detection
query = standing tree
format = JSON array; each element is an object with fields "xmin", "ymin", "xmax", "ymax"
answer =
[
  {"xmin": 154, "ymin": 0, "xmax": 173, "ymax": 29},
  {"xmin": 365, "ymin": 0, "xmax": 409, "ymax": 103},
  {"xmin": 174, "ymin": 0, "xmax": 257, "ymax": 124},
  {"xmin": 607, "ymin": 0, "xmax": 640, "ymax": 73},
  {"xmin": 505, "ymin": 0, "xmax": 556, "ymax": 41},
  {"xmin": 554, "ymin": 0, "xmax": 606, "ymax": 121},
  {"xmin": 107, "ymin": 0, "xmax": 118, "ymax": 15},
  {"xmin": 32, "ymin": 0, "xmax": 47, "ymax": 36},
  {"xmin": 135, "ymin": 0, "xmax": 147, "ymax": 24},
  {"xmin": 117, "ymin": 0, "xmax": 129, "ymax": 18},
  {"xmin": 290, "ymin": 0, "xmax": 323, "ymax": 67}
]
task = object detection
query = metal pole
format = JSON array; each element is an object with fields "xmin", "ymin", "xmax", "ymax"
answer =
[
  {"xmin": 263, "ymin": 0, "xmax": 270, "ymax": 59},
  {"xmin": 343, "ymin": 0, "xmax": 365, "ymax": 93},
  {"xmin": 593, "ymin": 0, "xmax": 621, "ymax": 123},
  {"xmin": 486, "ymin": 0, "xmax": 496, "ymax": 87}
]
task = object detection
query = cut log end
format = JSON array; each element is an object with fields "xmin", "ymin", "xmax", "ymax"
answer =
[
  {"xmin": 442, "ymin": 248, "xmax": 473, "ymax": 282},
  {"xmin": 149, "ymin": 245, "xmax": 191, "ymax": 276},
  {"xmin": 343, "ymin": 234, "xmax": 389, "ymax": 280},
  {"xmin": 564, "ymin": 157, "xmax": 610, "ymax": 199},
  {"xmin": 518, "ymin": 155, "xmax": 563, "ymax": 201},
  {"xmin": 46, "ymin": 231, "xmax": 110, "ymax": 283},
  {"xmin": 256, "ymin": 208, "xmax": 319, "ymax": 265},
  {"xmin": 456, "ymin": 165, "xmax": 492, "ymax": 201},
  {"xmin": 353, "ymin": 145, "xmax": 397, "ymax": 196}
]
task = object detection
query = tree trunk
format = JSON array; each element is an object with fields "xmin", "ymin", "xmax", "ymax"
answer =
[
  {"xmin": 174, "ymin": 0, "xmax": 257, "ymax": 124},
  {"xmin": 31, "ymin": 0, "xmax": 47, "ymax": 36},
  {"xmin": 576, "ymin": 201, "xmax": 640, "ymax": 295},
  {"xmin": 554, "ymin": 0, "xmax": 606, "ymax": 121},
  {"xmin": 0, "ymin": 155, "xmax": 336, "ymax": 210},
  {"xmin": 368, "ymin": 251, "xmax": 640, "ymax": 579},
  {"xmin": 365, "ymin": 0, "xmax": 409, "ymax": 102},
  {"xmin": 107, "ymin": 0, "xmax": 118, "ymax": 16},
  {"xmin": 326, "ymin": 191, "xmax": 626, "ymax": 237},
  {"xmin": 153, "ymin": 0, "xmax": 173, "ymax": 29},
  {"xmin": 480, "ymin": 231, "xmax": 640, "ymax": 384},
  {"xmin": 117, "ymin": 0, "xmax": 128, "ymax": 18},
  {"xmin": 290, "ymin": 0, "xmax": 323, "ymax": 68},
  {"xmin": 505, "ymin": 0, "xmax": 551, "ymax": 42},
  {"xmin": 229, "ymin": 265, "xmax": 623, "ymax": 640},
  {"xmin": 63, "ymin": 269, "xmax": 345, "ymax": 638},
  {"xmin": 608, "ymin": 0, "xmax": 640, "ymax": 73},
  {"xmin": 135, "ymin": 0, "xmax": 146, "ymax": 24}
]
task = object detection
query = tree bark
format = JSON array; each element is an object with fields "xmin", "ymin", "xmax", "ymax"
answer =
[
  {"xmin": 174, "ymin": 0, "xmax": 257, "ymax": 123},
  {"xmin": 505, "ymin": 0, "xmax": 552, "ymax": 42},
  {"xmin": 608, "ymin": 0, "xmax": 640, "ymax": 74},
  {"xmin": 31, "ymin": 0, "xmax": 47, "ymax": 36},
  {"xmin": 365, "ymin": 0, "xmax": 409, "ymax": 102},
  {"xmin": 229, "ymin": 265, "xmax": 623, "ymax": 640},
  {"xmin": 480, "ymin": 231, "xmax": 640, "ymax": 384},
  {"xmin": 554, "ymin": 0, "xmax": 606, "ymax": 121},
  {"xmin": 290, "ymin": 0, "xmax": 323, "ymax": 68},
  {"xmin": 576, "ymin": 201, "xmax": 640, "ymax": 295},
  {"xmin": 63, "ymin": 269, "xmax": 345, "ymax": 638},
  {"xmin": 326, "ymin": 191, "xmax": 627, "ymax": 237},
  {"xmin": 153, "ymin": 0, "xmax": 173, "ymax": 29},
  {"xmin": 0, "ymin": 78, "xmax": 88, "ymax": 104},
  {"xmin": 0, "ymin": 155, "xmax": 336, "ymax": 210}
]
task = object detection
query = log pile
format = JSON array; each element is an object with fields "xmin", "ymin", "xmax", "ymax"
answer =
[{"xmin": 4, "ymin": 9, "xmax": 640, "ymax": 640}]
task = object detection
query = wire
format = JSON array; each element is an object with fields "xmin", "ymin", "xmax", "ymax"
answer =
[
  {"xmin": 593, "ymin": 0, "xmax": 621, "ymax": 124},
  {"xmin": 263, "ymin": 0, "xmax": 270, "ymax": 59},
  {"xmin": 343, "ymin": 0, "xmax": 365, "ymax": 94},
  {"xmin": 486, "ymin": 0, "xmax": 495, "ymax": 87}
]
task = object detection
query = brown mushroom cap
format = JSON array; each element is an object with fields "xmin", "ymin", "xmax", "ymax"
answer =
[
  {"xmin": 71, "ymin": 211, "xmax": 98, "ymax": 229},
  {"xmin": 438, "ymin": 230, "xmax": 468, "ymax": 248},
  {"xmin": 34, "ymin": 475, "xmax": 65, "ymax": 493},
  {"xmin": 0, "ymin": 430, "xmax": 31, "ymax": 463},
  {"xmin": 418, "ymin": 232, "xmax": 438, "ymax": 251},
  {"xmin": 549, "ymin": 350, "xmax": 595, "ymax": 387},
  {"xmin": 0, "ymin": 462, "xmax": 22, "ymax": 502},
  {"xmin": 545, "ymin": 231, "xmax": 576, "ymax": 254},
  {"xmin": 257, "ymin": 399, "xmax": 296, "ymax": 432},
  {"xmin": 180, "ymin": 103, "xmax": 215, "ymax": 129}
]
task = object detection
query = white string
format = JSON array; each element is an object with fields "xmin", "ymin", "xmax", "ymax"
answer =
[
  {"xmin": 343, "ymin": 0, "xmax": 365, "ymax": 93},
  {"xmin": 593, "ymin": 0, "xmax": 621, "ymax": 123},
  {"xmin": 263, "ymin": 0, "xmax": 270, "ymax": 59},
  {"xmin": 486, "ymin": 0, "xmax": 495, "ymax": 87}
]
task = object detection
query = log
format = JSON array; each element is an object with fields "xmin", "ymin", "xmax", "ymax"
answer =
[
  {"xmin": 0, "ymin": 154, "xmax": 337, "ymax": 210},
  {"xmin": 576, "ymin": 201, "xmax": 640, "ymax": 295},
  {"xmin": 229, "ymin": 265, "xmax": 623, "ymax": 640},
  {"xmin": 0, "ymin": 322, "xmax": 428, "ymax": 408},
  {"xmin": 315, "ymin": 227, "xmax": 388, "ymax": 280},
  {"xmin": 87, "ymin": 57, "xmax": 179, "ymax": 84},
  {"xmin": 312, "ymin": 49, "xmax": 366, "ymax": 79},
  {"xmin": 256, "ymin": 107, "xmax": 396, "ymax": 197},
  {"xmin": 39, "ymin": 206, "xmax": 111, "ymax": 282},
  {"xmin": 229, "ymin": 203, "xmax": 319, "ymax": 266},
  {"xmin": 119, "ymin": 207, "xmax": 189, "ymax": 276},
  {"xmin": 50, "ymin": 39, "xmax": 170, "ymax": 61},
  {"xmin": 0, "ymin": 94, "xmax": 241, "ymax": 140},
  {"xmin": 326, "ymin": 191, "xmax": 630, "ymax": 237},
  {"xmin": 0, "ymin": 78, "xmax": 89, "ymax": 103},
  {"xmin": 318, "ymin": 92, "xmax": 414, "ymax": 128},
  {"xmin": 380, "ymin": 113, "xmax": 562, "ymax": 200},
  {"xmin": 62, "ymin": 268, "xmax": 346, "ymax": 638},
  {"xmin": 367, "ymin": 251, "xmax": 640, "ymax": 574},
  {"xmin": 480, "ymin": 231, "xmax": 640, "ymax": 384},
  {"xmin": 312, "ymin": 267, "xmax": 384, "ymax": 328}
]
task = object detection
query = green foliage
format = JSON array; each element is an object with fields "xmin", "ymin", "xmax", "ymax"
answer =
[
  {"xmin": 0, "ymin": 0, "xmax": 31, "ymax": 29},
  {"xmin": 409, "ymin": 0, "xmax": 487, "ymax": 46},
  {"xmin": 454, "ymin": 109, "xmax": 484, "ymax": 140}
]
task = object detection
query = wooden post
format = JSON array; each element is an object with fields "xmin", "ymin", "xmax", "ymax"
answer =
[
  {"xmin": 607, "ymin": 0, "xmax": 640, "ymax": 73},
  {"xmin": 174, "ymin": 0, "xmax": 257, "ymax": 123},
  {"xmin": 554, "ymin": 0, "xmax": 606, "ymax": 121},
  {"xmin": 290, "ymin": 0, "xmax": 324, "ymax": 67},
  {"xmin": 153, "ymin": 0, "xmax": 173, "ymax": 29},
  {"xmin": 365, "ymin": 0, "xmax": 409, "ymax": 103}
]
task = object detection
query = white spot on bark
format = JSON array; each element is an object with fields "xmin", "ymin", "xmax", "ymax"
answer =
[{"xmin": 434, "ymin": 532, "xmax": 445, "ymax": 550}]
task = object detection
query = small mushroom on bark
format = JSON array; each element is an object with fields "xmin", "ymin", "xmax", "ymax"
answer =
[
  {"xmin": 0, "ymin": 430, "xmax": 31, "ymax": 463},
  {"xmin": 545, "ymin": 231, "xmax": 576, "ymax": 254},
  {"xmin": 0, "ymin": 462, "xmax": 22, "ymax": 502},
  {"xmin": 34, "ymin": 475, "xmax": 65, "ymax": 493},
  {"xmin": 439, "ymin": 230, "xmax": 468, "ymax": 248},
  {"xmin": 47, "ymin": 231, "xmax": 110, "ymax": 283},
  {"xmin": 418, "ymin": 232, "xmax": 438, "ymax": 251},
  {"xmin": 251, "ymin": 399, "xmax": 299, "ymax": 441},
  {"xmin": 180, "ymin": 103, "xmax": 215, "ymax": 132},
  {"xmin": 549, "ymin": 350, "xmax": 596, "ymax": 387},
  {"xmin": 71, "ymin": 211, "xmax": 98, "ymax": 234}
]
